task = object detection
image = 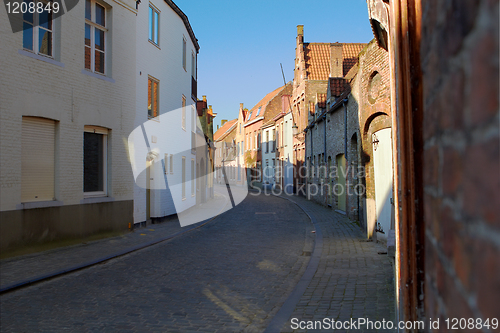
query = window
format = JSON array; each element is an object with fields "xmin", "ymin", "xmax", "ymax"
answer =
[
  {"xmin": 169, "ymin": 154, "xmax": 173, "ymax": 174},
  {"xmin": 191, "ymin": 105, "xmax": 196, "ymax": 131},
  {"xmin": 148, "ymin": 76, "xmax": 159, "ymax": 118},
  {"xmin": 182, "ymin": 95, "xmax": 186, "ymax": 130},
  {"xmin": 164, "ymin": 153, "xmax": 168, "ymax": 173},
  {"xmin": 23, "ymin": 0, "xmax": 53, "ymax": 57},
  {"xmin": 84, "ymin": 126, "xmax": 108, "ymax": 196},
  {"xmin": 191, "ymin": 159, "xmax": 195, "ymax": 196},
  {"xmin": 256, "ymin": 106, "xmax": 261, "ymax": 117},
  {"xmin": 148, "ymin": 5, "xmax": 159, "ymax": 45},
  {"xmin": 182, "ymin": 37, "xmax": 186, "ymax": 70},
  {"xmin": 21, "ymin": 117, "xmax": 55, "ymax": 202},
  {"xmin": 191, "ymin": 51, "xmax": 196, "ymax": 79},
  {"xmin": 182, "ymin": 156, "xmax": 186, "ymax": 199},
  {"xmin": 272, "ymin": 129, "xmax": 276, "ymax": 152},
  {"xmin": 266, "ymin": 131, "xmax": 269, "ymax": 153},
  {"xmin": 85, "ymin": 0, "xmax": 107, "ymax": 74}
]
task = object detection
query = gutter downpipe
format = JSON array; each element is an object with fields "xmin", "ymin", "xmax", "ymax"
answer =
[{"xmin": 343, "ymin": 99, "xmax": 348, "ymax": 159}]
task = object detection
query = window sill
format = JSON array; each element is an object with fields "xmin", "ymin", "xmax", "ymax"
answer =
[
  {"xmin": 80, "ymin": 196, "xmax": 115, "ymax": 204},
  {"xmin": 16, "ymin": 200, "xmax": 64, "ymax": 210},
  {"xmin": 19, "ymin": 50, "xmax": 64, "ymax": 67},
  {"xmin": 148, "ymin": 40, "xmax": 161, "ymax": 49},
  {"xmin": 81, "ymin": 69, "xmax": 115, "ymax": 83}
]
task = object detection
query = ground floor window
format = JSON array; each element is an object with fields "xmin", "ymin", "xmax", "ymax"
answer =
[{"xmin": 84, "ymin": 126, "xmax": 108, "ymax": 196}]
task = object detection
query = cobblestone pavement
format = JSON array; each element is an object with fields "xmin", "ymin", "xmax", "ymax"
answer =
[
  {"xmin": 273, "ymin": 194, "xmax": 396, "ymax": 333},
  {"xmin": 0, "ymin": 193, "xmax": 314, "ymax": 332},
  {"xmin": 0, "ymin": 192, "xmax": 395, "ymax": 332}
]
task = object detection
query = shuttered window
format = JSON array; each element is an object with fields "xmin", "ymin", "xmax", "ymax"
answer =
[{"xmin": 21, "ymin": 116, "xmax": 55, "ymax": 202}]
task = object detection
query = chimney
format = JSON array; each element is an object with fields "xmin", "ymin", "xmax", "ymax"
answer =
[
  {"xmin": 297, "ymin": 25, "xmax": 304, "ymax": 44},
  {"xmin": 330, "ymin": 43, "xmax": 343, "ymax": 78},
  {"xmin": 202, "ymin": 95, "xmax": 207, "ymax": 102},
  {"xmin": 282, "ymin": 95, "xmax": 291, "ymax": 114},
  {"xmin": 221, "ymin": 119, "xmax": 228, "ymax": 127}
]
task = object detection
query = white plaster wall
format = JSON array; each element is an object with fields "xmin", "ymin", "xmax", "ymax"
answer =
[
  {"xmin": 134, "ymin": 0, "xmax": 198, "ymax": 222},
  {"xmin": 0, "ymin": 0, "xmax": 137, "ymax": 211}
]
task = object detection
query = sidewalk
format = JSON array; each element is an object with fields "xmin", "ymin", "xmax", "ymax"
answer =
[
  {"xmin": 0, "ymin": 193, "xmax": 229, "ymax": 293},
  {"xmin": 266, "ymin": 193, "xmax": 396, "ymax": 333}
]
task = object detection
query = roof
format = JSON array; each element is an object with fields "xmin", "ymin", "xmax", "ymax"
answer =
[
  {"xmin": 245, "ymin": 85, "xmax": 285, "ymax": 123},
  {"xmin": 164, "ymin": 0, "xmax": 199, "ymax": 51},
  {"xmin": 214, "ymin": 119, "xmax": 237, "ymax": 141},
  {"xmin": 329, "ymin": 78, "xmax": 349, "ymax": 97},
  {"xmin": 304, "ymin": 43, "xmax": 366, "ymax": 80}
]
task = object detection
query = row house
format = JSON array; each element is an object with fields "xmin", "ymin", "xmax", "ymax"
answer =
[
  {"xmin": 0, "ymin": 0, "xmax": 137, "ymax": 251},
  {"xmin": 195, "ymin": 96, "xmax": 216, "ymax": 203},
  {"xmin": 213, "ymin": 119, "xmax": 238, "ymax": 184},
  {"xmin": 244, "ymin": 84, "xmax": 292, "ymax": 187},
  {"xmin": 292, "ymin": 25, "xmax": 366, "ymax": 193},
  {"xmin": 130, "ymin": 0, "xmax": 201, "ymax": 227}
]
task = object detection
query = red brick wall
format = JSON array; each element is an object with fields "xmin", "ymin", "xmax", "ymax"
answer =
[{"xmin": 421, "ymin": 0, "xmax": 499, "ymax": 324}]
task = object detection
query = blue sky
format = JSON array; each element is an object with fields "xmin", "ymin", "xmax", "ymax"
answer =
[{"xmin": 174, "ymin": 0, "xmax": 374, "ymax": 126}]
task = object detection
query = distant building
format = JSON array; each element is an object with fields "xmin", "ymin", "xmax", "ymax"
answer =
[
  {"xmin": 214, "ymin": 119, "xmax": 238, "ymax": 185},
  {"xmin": 196, "ymin": 96, "xmax": 216, "ymax": 202}
]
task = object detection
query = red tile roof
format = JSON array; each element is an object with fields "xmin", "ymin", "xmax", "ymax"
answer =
[
  {"xmin": 342, "ymin": 43, "xmax": 366, "ymax": 76},
  {"xmin": 329, "ymin": 78, "xmax": 349, "ymax": 97},
  {"xmin": 245, "ymin": 85, "xmax": 285, "ymax": 123},
  {"xmin": 214, "ymin": 119, "xmax": 237, "ymax": 141},
  {"xmin": 304, "ymin": 43, "xmax": 367, "ymax": 81}
]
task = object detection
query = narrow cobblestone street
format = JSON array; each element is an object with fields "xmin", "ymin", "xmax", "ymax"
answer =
[{"xmin": 0, "ymin": 193, "xmax": 395, "ymax": 332}]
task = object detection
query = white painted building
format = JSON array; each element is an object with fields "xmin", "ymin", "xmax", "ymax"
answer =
[
  {"xmin": 261, "ymin": 122, "xmax": 276, "ymax": 188},
  {"xmin": 133, "ymin": 0, "xmax": 200, "ymax": 225},
  {"xmin": 0, "ymin": 0, "xmax": 137, "ymax": 251}
]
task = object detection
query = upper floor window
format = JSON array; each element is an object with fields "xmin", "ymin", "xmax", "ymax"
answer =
[
  {"xmin": 148, "ymin": 5, "xmax": 159, "ymax": 45},
  {"xmin": 85, "ymin": 0, "xmax": 107, "ymax": 74},
  {"xmin": 181, "ymin": 95, "xmax": 186, "ymax": 130},
  {"xmin": 23, "ymin": 0, "xmax": 53, "ymax": 57},
  {"xmin": 191, "ymin": 51, "xmax": 196, "ymax": 79},
  {"xmin": 148, "ymin": 76, "xmax": 159, "ymax": 118},
  {"xmin": 182, "ymin": 37, "xmax": 186, "ymax": 70}
]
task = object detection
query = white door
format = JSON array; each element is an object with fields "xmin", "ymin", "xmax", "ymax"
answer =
[{"xmin": 372, "ymin": 128, "xmax": 393, "ymax": 241}]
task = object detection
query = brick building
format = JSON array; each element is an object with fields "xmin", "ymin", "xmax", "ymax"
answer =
[
  {"xmin": 367, "ymin": 0, "xmax": 499, "ymax": 328},
  {"xmin": 196, "ymin": 96, "xmax": 216, "ymax": 203},
  {"xmin": 214, "ymin": 119, "xmax": 238, "ymax": 185},
  {"xmin": 292, "ymin": 25, "xmax": 366, "ymax": 193}
]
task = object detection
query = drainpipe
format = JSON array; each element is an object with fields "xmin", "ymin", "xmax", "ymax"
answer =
[
  {"xmin": 323, "ymin": 113, "xmax": 327, "ymax": 164},
  {"xmin": 343, "ymin": 99, "xmax": 348, "ymax": 159}
]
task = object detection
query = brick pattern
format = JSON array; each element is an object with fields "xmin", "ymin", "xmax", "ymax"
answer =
[{"xmin": 421, "ymin": 0, "xmax": 499, "ymax": 323}]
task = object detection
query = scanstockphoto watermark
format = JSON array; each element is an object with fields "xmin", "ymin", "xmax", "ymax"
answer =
[
  {"xmin": 249, "ymin": 164, "xmax": 367, "ymax": 197},
  {"xmin": 290, "ymin": 317, "xmax": 426, "ymax": 331}
]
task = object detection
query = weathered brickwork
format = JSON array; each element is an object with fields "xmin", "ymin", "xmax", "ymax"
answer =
[{"xmin": 420, "ymin": 0, "xmax": 499, "ymax": 324}]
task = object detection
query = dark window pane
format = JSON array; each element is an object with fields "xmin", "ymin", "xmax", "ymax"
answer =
[
  {"xmin": 39, "ymin": 10, "xmax": 52, "ymax": 29},
  {"xmin": 23, "ymin": 23, "xmax": 33, "ymax": 50},
  {"xmin": 94, "ymin": 50, "xmax": 104, "ymax": 73},
  {"xmin": 95, "ymin": 3, "xmax": 105, "ymax": 26},
  {"xmin": 153, "ymin": 11, "xmax": 159, "ymax": 44},
  {"xmin": 23, "ymin": 1, "xmax": 33, "ymax": 23},
  {"xmin": 38, "ymin": 30, "xmax": 52, "ymax": 56},
  {"xmin": 85, "ymin": 24, "xmax": 91, "ymax": 46},
  {"xmin": 85, "ymin": 0, "xmax": 91, "ymax": 20},
  {"xmin": 84, "ymin": 132, "xmax": 104, "ymax": 192},
  {"xmin": 94, "ymin": 28, "xmax": 104, "ymax": 51}
]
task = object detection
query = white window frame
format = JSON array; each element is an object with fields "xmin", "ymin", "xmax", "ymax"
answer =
[
  {"xmin": 148, "ymin": 4, "xmax": 160, "ymax": 46},
  {"xmin": 169, "ymin": 154, "xmax": 174, "ymax": 174},
  {"xmin": 191, "ymin": 51, "xmax": 196, "ymax": 79},
  {"xmin": 83, "ymin": 126, "xmax": 108, "ymax": 198},
  {"xmin": 85, "ymin": 0, "xmax": 108, "ymax": 74},
  {"xmin": 164, "ymin": 153, "xmax": 168, "ymax": 174},
  {"xmin": 22, "ymin": 0, "xmax": 53, "ymax": 57},
  {"xmin": 148, "ymin": 76, "xmax": 159, "ymax": 118}
]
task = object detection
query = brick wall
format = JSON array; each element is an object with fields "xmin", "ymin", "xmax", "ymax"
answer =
[{"xmin": 421, "ymin": 0, "xmax": 499, "ymax": 324}]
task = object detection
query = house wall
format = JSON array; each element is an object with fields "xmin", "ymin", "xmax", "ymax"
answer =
[
  {"xmin": 421, "ymin": 0, "xmax": 499, "ymax": 323},
  {"xmin": 0, "ymin": 0, "xmax": 137, "ymax": 251},
  {"xmin": 134, "ymin": 0, "xmax": 198, "ymax": 223}
]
